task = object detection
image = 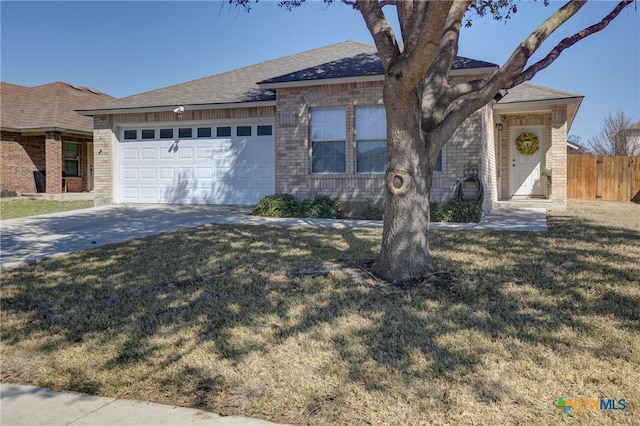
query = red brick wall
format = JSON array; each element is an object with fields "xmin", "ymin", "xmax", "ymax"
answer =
[
  {"xmin": 1, "ymin": 131, "xmax": 45, "ymax": 193},
  {"xmin": 1, "ymin": 131, "xmax": 92, "ymax": 194}
]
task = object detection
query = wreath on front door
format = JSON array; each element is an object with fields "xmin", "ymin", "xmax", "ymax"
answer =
[{"xmin": 515, "ymin": 132, "xmax": 539, "ymax": 156}]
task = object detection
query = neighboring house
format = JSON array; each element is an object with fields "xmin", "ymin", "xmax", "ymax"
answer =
[
  {"xmin": 79, "ymin": 41, "xmax": 582, "ymax": 211},
  {"xmin": 1, "ymin": 81, "xmax": 113, "ymax": 195},
  {"xmin": 567, "ymin": 141, "xmax": 584, "ymax": 155},
  {"xmin": 623, "ymin": 121, "xmax": 640, "ymax": 156}
]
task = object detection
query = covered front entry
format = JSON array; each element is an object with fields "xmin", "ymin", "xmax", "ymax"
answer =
[
  {"xmin": 117, "ymin": 123, "xmax": 275, "ymax": 204},
  {"xmin": 509, "ymin": 125, "xmax": 545, "ymax": 198}
]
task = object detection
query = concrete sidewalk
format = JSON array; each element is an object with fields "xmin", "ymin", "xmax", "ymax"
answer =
[
  {"xmin": 474, "ymin": 207, "xmax": 547, "ymax": 232},
  {"xmin": 0, "ymin": 384, "xmax": 291, "ymax": 426}
]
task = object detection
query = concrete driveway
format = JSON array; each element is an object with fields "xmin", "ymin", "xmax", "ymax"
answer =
[
  {"xmin": 0, "ymin": 204, "xmax": 386, "ymax": 269},
  {"xmin": 1, "ymin": 204, "xmax": 546, "ymax": 269}
]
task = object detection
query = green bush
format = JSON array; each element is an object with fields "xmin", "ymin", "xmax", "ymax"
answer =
[
  {"xmin": 358, "ymin": 202, "xmax": 384, "ymax": 220},
  {"xmin": 301, "ymin": 195, "xmax": 343, "ymax": 219},
  {"xmin": 430, "ymin": 200, "xmax": 483, "ymax": 223},
  {"xmin": 252, "ymin": 194, "xmax": 300, "ymax": 217}
]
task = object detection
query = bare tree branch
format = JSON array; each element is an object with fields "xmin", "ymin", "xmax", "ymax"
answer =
[
  {"xmin": 433, "ymin": 0, "xmax": 588, "ymax": 145},
  {"xmin": 509, "ymin": 0, "xmax": 633, "ymax": 87},
  {"xmin": 492, "ymin": 1, "xmax": 585, "ymax": 86},
  {"xmin": 356, "ymin": 0, "xmax": 401, "ymax": 67},
  {"xmin": 396, "ymin": 0, "xmax": 414, "ymax": 43}
]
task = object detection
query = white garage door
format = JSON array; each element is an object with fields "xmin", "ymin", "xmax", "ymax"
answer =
[{"xmin": 118, "ymin": 124, "xmax": 275, "ymax": 204}]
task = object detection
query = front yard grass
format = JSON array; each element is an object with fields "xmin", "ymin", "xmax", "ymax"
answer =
[
  {"xmin": 0, "ymin": 199, "xmax": 94, "ymax": 220},
  {"xmin": 1, "ymin": 200, "xmax": 638, "ymax": 425}
]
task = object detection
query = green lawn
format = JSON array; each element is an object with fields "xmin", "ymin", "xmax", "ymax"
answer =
[
  {"xmin": 1, "ymin": 200, "xmax": 638, "ymax": 425},
  {"xmin": 0, "ymin": 199, "xmax": 94, "ymax": 220}
]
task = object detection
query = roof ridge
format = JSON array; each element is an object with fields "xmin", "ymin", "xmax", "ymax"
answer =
[
  {"xmin": 113, "ymin": 40, "xmax": 373, "ymax": 102},
  {"xmin": 518, "ymin": 81, "xmax": 582, "ymax": 98}
]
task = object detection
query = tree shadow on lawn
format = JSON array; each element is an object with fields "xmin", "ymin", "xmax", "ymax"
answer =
[{"xmin": 1, "ymin": 217, "xmax": 638, "ymax": 422}]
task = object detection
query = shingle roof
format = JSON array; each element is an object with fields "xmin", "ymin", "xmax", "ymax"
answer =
[
  {"xmin": 1, "ymin": 81, "xmax": 113, "ymax": 134},
  {"xmin": 498, "ymin": 82, "xmax": 582, "ymax": 104},
  {"xmin": 80, "ymin": 40, "xmax": 498, "ymax": 113},
  {"xmin": 258, "ymin": 52, "xmax": 497, "ymax": 85}
]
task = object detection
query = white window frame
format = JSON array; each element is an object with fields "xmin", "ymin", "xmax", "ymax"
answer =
[
  {"xmin": 310, "ymin": 107, "xmax": 346, "ymax": 174},
  {"xmin": 63, "ymin": 142, "xmax": 80, "ymax": 177},
  {"xmin": 355, "ymin": 105, "xmax": 387, "ymax": 174}
]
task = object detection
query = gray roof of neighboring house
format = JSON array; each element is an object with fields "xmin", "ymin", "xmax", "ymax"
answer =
[
  {"xmin": 498, "ymin": 82, "xmax": 583, "ymax": 104},
  {"xmin": 1, "ymin": 81, "xmax": 113, "ymax": 134},
  {"xmin": 80, "ymin": 40, "xmax": 498, "ymax": 113}
]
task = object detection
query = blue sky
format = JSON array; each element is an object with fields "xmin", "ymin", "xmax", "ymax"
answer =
[{"xmin": 1, "ymin": 1, "xmax": 638, "ymax": 142}]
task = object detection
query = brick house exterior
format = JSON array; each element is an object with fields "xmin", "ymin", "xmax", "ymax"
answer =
[
  {"xmin": 0, "ymin": 82, "xmax": 113, "ymax": 195},
  {"xmin": 79, "ymin": 41, "xmax": 581, "ymax": 211}
]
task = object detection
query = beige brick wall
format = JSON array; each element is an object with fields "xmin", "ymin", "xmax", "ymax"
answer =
[
  {"xmin": 93, "ymin": 115, "xmax": 115, "ymax": 206},
  {"xmin": 45, "ymin": 132, "xmax": 63, "ymax": 194},
  {"xmin": 550, "ymin": 106, "xmax": 568, "ymax": 208},
  {"xmin": 275, "ymin": 82, "xmax": 385, "ymax": 203},
  {"xmin": 431, "ymin": 108, "xmax": 488, "ymax": 204},
  {"xmin": 496, "ymin": 113, "xmax": 551, "ymax": 200},
  {"xmin": 494, "ymin": 107, "xmax": 567, "ymax": 207}
]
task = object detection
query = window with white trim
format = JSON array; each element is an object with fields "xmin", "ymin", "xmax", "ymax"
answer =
[
  {"xmin": 64, "ymin": 142, "xmax": 80, "ymax": 177},
  {"xmin": 355, "ymin": 106, "xmax": 386, "ymax": 173},
  {"xmin": 310, "ymin": 108, "xmax": 346, "ymax": 174}
]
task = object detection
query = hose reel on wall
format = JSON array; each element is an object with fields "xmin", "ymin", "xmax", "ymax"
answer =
[{"xmin": 455, "ymin": 163, "xmax": 484, "ymax": 205}]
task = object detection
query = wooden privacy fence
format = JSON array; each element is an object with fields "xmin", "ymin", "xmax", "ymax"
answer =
[{"xmin": 568, "ymin": 155, "xmax": 640, "ymax": 202}]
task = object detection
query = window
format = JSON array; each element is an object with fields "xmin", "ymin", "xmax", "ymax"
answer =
[
  {"xmin": 217, "ymin": 127, "xmax": 231, "ymax": 137},
  {"xmin": 123, "ymin": 130, "xmax": 137, "ymax": 140},
  {"xmin": 311, "ymin": 108, "xmax": 346, "ymax": 174},
  {"xmin": 178, "ymin": 128, "xmax": 192, "ymax": 138},
  {"xmin": 257, "ymin": 125, "xmax": 273, "ymax": 136},
  {"xmin": 435, "ymin": 150, "xmax": 443, "ymax": 173},
  {"xmin": 197, "ymin": 127, "xmax": 212, "ymax": 138},
  {"xmin": 160, "ymin": 129, "xmax": 174, "ymax": 139},
  {"xmin": 355, "ymin": 106, "xmax": 386, "ymax": 173},
  {"xmin": 141, "ymin": 129, "xmax": 155, "ymax": 139},
  {"xmin": 64, "ymin": 143, "xmax": 80, "ymax": 177},
  {"xmin": 237, "ymin": 126, "xmax": 252, "ymax": 137}
]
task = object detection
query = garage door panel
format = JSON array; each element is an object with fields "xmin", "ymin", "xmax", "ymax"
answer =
[
  {"xmin": 141, "ymin": 149, "xmax": 156, "ymax": 160},
  {"xmin": 122, "ymin": 187, "xmax": 139, "ymax": 201},
  {"xmin": 196, "ymin": 147, "xmax": 214, "ymax": 159},
  {"xmin": 123, "ymin": 168, "xmax": 138, "ymax": 180},
  {"xmin": 120, "ymin": 127, "xmax": 274, "ymax": 204},
  {"xmin": 176, "ymin": 168, "xmax": 193, "ymax": 179},
  {"xmin": 159, "ymin": 168, "xmax": 174, "ymax": 180},
  {"xmin": 140, "ymin": 187, "xmax": 157, "ymax": 201},
  {"xmin": 123, "ymin": 149, "xmax": 138, "ymax": 160},
  {"xmin": 196, "ymin": 168, "xmax": 213, "ymax": 179},
  {"xmin": 159, "ymin": 148, "xmax": 174, "ymax": 159},
  {"xmin": 177, "ymin": 147, "xmax": 194, "ymax": 159},
  {"xmin": 141, "ymin": 168, "xmax": 156, "ymax": 179}
]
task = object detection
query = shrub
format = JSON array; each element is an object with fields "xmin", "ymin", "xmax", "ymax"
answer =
[
  {"xmin": 301, "ymin": 195, "xmax": 343, "ymax": 219},
  {"xmin": 358, "ymin": 202, "xmax": 384, "ymax": 220},
  {"xmin": 430, "ymin": 200, "xmax": 483, "ymax": 223},
  {"xmin": 0, "ymin": 190, "xmax": 18, "ymax": 198},
  {"xmin": 252, "ymin": 194, "xmax": 300, "ymax": 217}
]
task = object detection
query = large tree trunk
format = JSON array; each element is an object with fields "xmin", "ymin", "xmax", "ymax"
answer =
[{"xmin": 373, "ymin": 82, "xmax": 435, "ymax": 282}]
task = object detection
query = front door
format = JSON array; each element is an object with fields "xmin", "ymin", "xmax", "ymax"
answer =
[{"xmin": 510, "ymin": 125, "xmax": 544, "ymax": 197}]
